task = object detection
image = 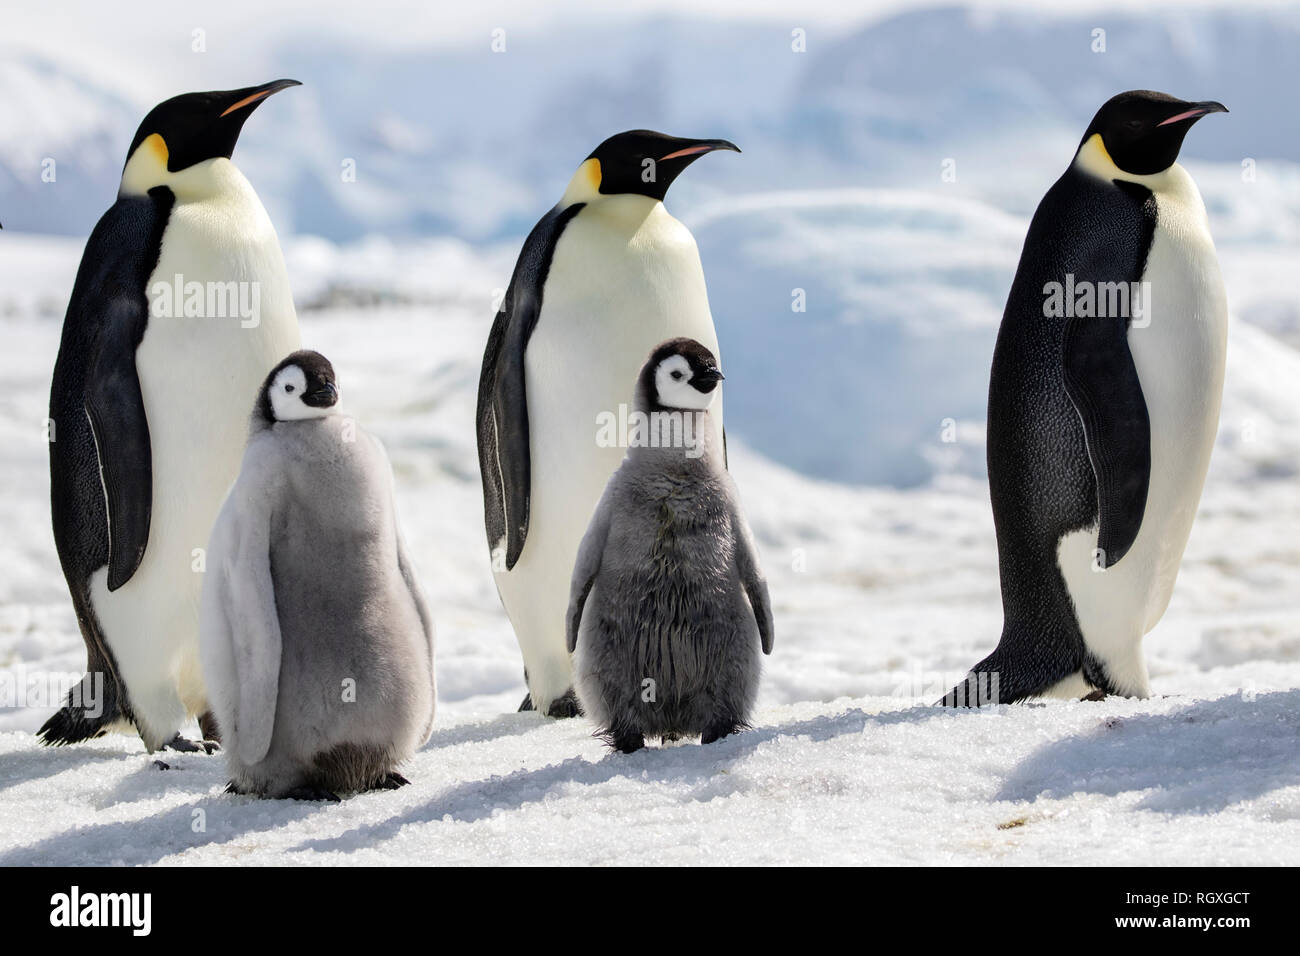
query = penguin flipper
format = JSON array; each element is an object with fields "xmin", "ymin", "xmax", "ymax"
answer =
[
  {"xmin": 216, "ymin": 444, "xmax": 285, "ymax": 766},
  {"xmin": 476, "ymin": 203, "xmax": 585, "ymax": 570},
  {"xmin": 732, "ymin": 509, "xmax": 774, "ymax": 654},
  {"xmin": 55, "ymin": 192, "xmax": 173, "ymax": 593},
  {"xmin": 1062, "ymin": 310, "xmax": 1151, "ymax": 568},
  {"xmin": 566, "ymin": 484, "xmax": 614, "ymax": 654},
  {"xmin": 84, "ymin": 295, "xmax": 154, "ymax": 591}
]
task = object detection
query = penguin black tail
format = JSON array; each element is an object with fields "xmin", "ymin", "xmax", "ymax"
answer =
[
  {"xmin": 938, "ymin": 664, "xmax": 1009, "ymax": 708},
  {"xmin": 938, "ymin": 635, "xmax": 1084, "ymax": 708},
  {"xmin": 37, "ymin": 669, "xmax": 129, "ymax": 746}
]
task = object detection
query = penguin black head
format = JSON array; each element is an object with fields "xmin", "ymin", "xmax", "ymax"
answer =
[
  {"xmin": 637, "ymin": 337, "xmax": 724, "ymax": 412},
  {"xmin": 258, "ymin": 350, "xmax": 341, "ymax": 424},
  {"xmin": 120, "ymin": 79, "xmax": 300, "ymax": 194},
  {"xmin": 1080, "ymin": 90, "xmax": 1227, "ymax": 177},
  {"xmin": 566, "ymin": 130, "xmax": 740, "ymax": 204}
]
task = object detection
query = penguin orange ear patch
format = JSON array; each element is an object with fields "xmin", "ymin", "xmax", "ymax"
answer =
[
  {"xmin": 146, "ymin": 133, "xmax": 169, "ymax": 163},
  {"xmin": 120, "ymin": 133, "xmax": 171, "ymax": 195}
]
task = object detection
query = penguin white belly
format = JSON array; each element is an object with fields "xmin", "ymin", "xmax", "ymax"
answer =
[
  {"xmin": 496, "ymin": 197, "xmax": 722, "ymax": 711},
  {"xmin": 1055, "ymin": 168, "xmax": 1227, "ymax": 697},
  {"xmin": 89, "ymin": 165, "xmax": 300, "ymax": 744}
]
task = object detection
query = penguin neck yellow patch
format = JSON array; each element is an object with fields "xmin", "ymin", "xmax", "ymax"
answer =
[
  {"xmin": 560, "ymin": 157, "xmax": 602, "ymax": 206},
  {"xmin": 1076, "ymin": 132, "xmax": 1172, "ymax": 190},
  {"xmin": 119, "ymin": 133, "xmax": 170, "ymax": 196}
]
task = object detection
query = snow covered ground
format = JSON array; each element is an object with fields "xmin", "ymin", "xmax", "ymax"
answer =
[{"xmin": 1, "ymin": 222, "xmax": 1298, "ymax": 864}]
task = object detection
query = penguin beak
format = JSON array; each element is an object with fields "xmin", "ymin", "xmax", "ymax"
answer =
[
  {"xmin": 302, "ymin": 382, "xmax": 339, "ymax": 408},
  {"xmin": 218, "ymin": 79, "xmax": 302, "ymax": 118},
  {"xmin": 658, "ymin": 138, "xmax": 741, "ymax": 162},
  {"xmin": 692, "ymin": 367, "xmax": 725, "ymax": 392},
  {"xmin": 1157, "ymin": 100, "xmax": 1228, "ymax": 127}
]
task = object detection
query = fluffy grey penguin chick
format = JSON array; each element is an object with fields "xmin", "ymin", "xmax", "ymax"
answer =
[
  {"xmin": 200, "ymin": 350, "xmax": 436, "ymax": 800},
  {"xmin": 567, "ymin": 338, "xmax": 773, "ymax": 753}
]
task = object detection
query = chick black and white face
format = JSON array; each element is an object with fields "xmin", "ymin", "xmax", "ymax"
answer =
[
  {"xmin": 1081, "ymin": 90, "xmax": 1227, "ymax": 176},
  {"xmin": 261, "ymin": 351, "xmax": 340, "ymax": 423},
  {"xmin": 648, "ymin": 344, "xmax": 724, "ymax": 411}
]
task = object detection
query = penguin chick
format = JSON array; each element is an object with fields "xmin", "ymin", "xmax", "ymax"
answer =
[
  {"xmin": 200, "ymin": 351, "xmax": 436, "ymax": 799},
  {"xmin": 567, "ymin": 338, "xmax": 773, "ymax": 753}
]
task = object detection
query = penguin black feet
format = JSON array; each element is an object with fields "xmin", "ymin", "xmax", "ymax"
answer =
[
  {"xmin": 1081, "ymin": 689, "xmax": 1108, "ymax": 702},
  {"xmin": 198, "ymin": 711, "xmax": 222, "ymax": 744},
  {"xmin": 700, "ymin": 721, "xmax": 743, "ymax": 745},
  {"xmin": 368, "ymin": 771, "xmax": 411, "ymax": 791},
  {"xmin": 611, "ymin": 732, "xmax": 645, "ymax": 754},
  {"xmin": 281, "ymin": 785, "xmax": 342, "ymax": 802},
  {"xmin": 160, "ymin": 732, "xmax": 220, "ymax": 755},
  {"xmin": 545, "ymin": 688, "xmax": 583, "ymax": 719}
]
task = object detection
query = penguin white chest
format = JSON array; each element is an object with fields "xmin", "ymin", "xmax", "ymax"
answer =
[
  {"xmin": 90, "ymin": 163, "xmax": 300, "ymax": 725},
  {"xmin": 1056, "ymin": 166, "xmax": 1227, "ymax": 694},
  {"xmin": 136, "ymin": 172, "xmax": 301, "ymax": 572},
  {"xmin": 525, "ymin": 198, "xmax": 723, "ymax": 511},
  {"xmin": 1126, "ymin": 178, "xmax": 1228, "ymax": 602}
]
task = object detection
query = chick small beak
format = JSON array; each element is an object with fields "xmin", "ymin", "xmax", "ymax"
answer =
[
  {"xmin": 302, "ymin": 382, "xmax": 338, "ymax": 408},
  {"xmin": 693, "ymin": 367, "xmax": 725, "ymax": 390}
]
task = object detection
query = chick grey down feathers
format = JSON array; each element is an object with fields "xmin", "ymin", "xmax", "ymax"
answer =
[
  {"xmin": 567, "ymin": 339, "xmax": 772, "ymax": 751},
  {"xmin": 201, "ymin": 352, "xmax": 435, "ymax": 798}
]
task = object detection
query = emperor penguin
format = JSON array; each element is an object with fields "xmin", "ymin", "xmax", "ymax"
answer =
[
  {"xmin": 42, "ymin": 81, "xmax": 303, "ymax": 751},
  {"xmin": 567, "ymin": 339, "xmax": 773, "ymax": 752},
  {"xmin": 942, "ymin": 90, "xmax": 1229, "ymax": 707},
  {"xmin": 476, "ymin": 130, "xmax": 739, "ymax": 717},
  {"xmin": 200, "ymin": 351, "xmax": 436, "ymax": 800}
]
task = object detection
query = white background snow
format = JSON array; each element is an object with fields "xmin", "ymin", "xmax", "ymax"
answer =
[{"xmin": 1, "ymin": 0, "xmax": 1298, "ymax": 865}]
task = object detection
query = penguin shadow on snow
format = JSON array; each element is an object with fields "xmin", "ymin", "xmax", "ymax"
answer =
[
  {"xmin": 0, "ymin": 741, "xmax": 129, "ymax": 796},
  {"xmin": 291, "ymin": 705, "xmax": 947, "ymax": 855},
  {"xmin": 419, "ymin": 712, "xmax": 550, "ymax": 750},
  {"xmin": 95, "ymin": 753, "xmax": 226, "ymax": 809},
  {"xmin": 0, "ymin": 781, "xmax": 336, "ymax": 866},
  {"xmin": 996, "ymin": 689, "xmax": 1300, "ymax": 814}
]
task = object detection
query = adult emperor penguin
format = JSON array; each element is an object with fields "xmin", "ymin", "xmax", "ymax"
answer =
[
  {"xmin": 201, "ymin": 352, "xmax": 436, "ymax": 799},
  {"xmin": 42, "ymin": 80, "xmax": 302, "ymax": 751},
  {"xmin": 476, "ymin": 129, "xmax": 739, "ymax": 717},
  {"xmin": 568, "ymin": 339, "xmax": 773, "ymax": 752},
  {"xmin": 942, "ymin": 90, "xmax": 1228, "ymax": 707}
]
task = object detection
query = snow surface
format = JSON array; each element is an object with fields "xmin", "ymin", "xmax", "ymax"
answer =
[
  {"xmin": 1, "ymin": 0, "xmax": 1299, "ymax": 866},
  {"xmin": 1, "ymin": 247, "xmax": 1298, "ymax": 865}
]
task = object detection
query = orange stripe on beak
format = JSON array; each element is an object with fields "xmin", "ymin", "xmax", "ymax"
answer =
[
  {"xmin": 659, "ymin": 145, "xmax": 715, "ymax": 161},
  {"xmin": 220, "ymin": 89, "xmax": 274, "ymax": 117},
  {"xmin": 1157, "ymin": 108, "xmax": 1207, "ymax": 127}
]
